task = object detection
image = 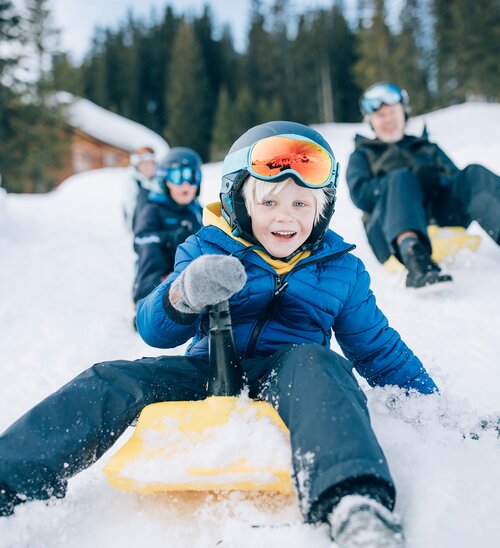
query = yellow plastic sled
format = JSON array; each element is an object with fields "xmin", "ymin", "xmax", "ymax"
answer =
[
  {"xmin": 104, "ymin": 302, "xmax": 294, "ymax": 496},
  {"xmin": 384, "ymin": 225, "xmax": 482, "ymax": 272}
]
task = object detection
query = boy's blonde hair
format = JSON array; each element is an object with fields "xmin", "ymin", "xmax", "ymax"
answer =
[{"xmin": 242, "ymin": 176, "xmax": 330, "ymax": 224}]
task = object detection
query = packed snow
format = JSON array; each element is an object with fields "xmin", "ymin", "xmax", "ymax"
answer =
[{"xmin": 1, "ymin": 102, "xmax": 499, "ymax": 548}]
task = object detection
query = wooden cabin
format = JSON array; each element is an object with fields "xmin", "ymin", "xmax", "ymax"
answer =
[{"xmin": 54, "ymin": 93, "xmax": 168, "ymax": 185}]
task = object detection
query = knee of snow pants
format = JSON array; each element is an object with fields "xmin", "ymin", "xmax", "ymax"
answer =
[
  {"xmin": 256, "ymin": 344, "xmax": 395, "ymax": 523},
  {"xmin": 447, "ymin": 164, "xmax": 500, "ymax": 242}
]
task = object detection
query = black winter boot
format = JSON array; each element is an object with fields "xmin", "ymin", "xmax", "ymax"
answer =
[{"xmin": 401, "ymin": 240, "xmax": 453, "ymax": 289}]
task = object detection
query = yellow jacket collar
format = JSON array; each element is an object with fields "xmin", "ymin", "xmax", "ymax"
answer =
[{"xmin": 203, "ymin": 202, "xmax": 311, "ymax": 275}]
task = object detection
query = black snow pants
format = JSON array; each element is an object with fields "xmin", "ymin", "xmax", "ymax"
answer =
[
  {"xmin": 365, "ymin": 163, "xmax": 500, "ymax": 263},
  {"xmin": 0, "ymin": 344, "xmax": 395, "ymax": 521}
]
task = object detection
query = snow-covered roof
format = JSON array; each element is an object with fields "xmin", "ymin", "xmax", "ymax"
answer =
[{"xmin": 57, "ymin": 91, "xmax": 169, "ymax": 162}]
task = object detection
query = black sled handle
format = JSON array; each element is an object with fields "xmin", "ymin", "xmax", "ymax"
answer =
[{"xmin": 207, "ymin": 301, "xmax": 245, "ymax": 397}]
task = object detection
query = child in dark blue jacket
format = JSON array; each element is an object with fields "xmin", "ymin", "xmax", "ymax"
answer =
[
  {"xmin": 132, "ymin": 147, "xmax": 203, "ymax": 305},
  {"xmin": 0, "ymin": 122, "xmax": 436, "ymax": 547}
]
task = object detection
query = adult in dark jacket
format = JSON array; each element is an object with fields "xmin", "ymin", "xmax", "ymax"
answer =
[
  {"xmin": 0, "ymin": 122, "xmax": 435, "ymax": 547},
  {"xmin": 132, "ymin": 147, "xmax": 203, "ymax": 305},
  {"xmin": 346, "ymin": 81, "xmax": 500, "ymax": 288}
]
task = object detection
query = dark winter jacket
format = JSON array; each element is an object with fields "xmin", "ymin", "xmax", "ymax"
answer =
[
  {"xmin": 346, "ymin": 131, "xmax": 459, "ymax": 215},
  {"xmin": 136, "ymin": 203, "xmax": 437, "ymax": 394},
  {"xmin": 132, "ymin": 192, "xmax": 202, "ymax": 303}
]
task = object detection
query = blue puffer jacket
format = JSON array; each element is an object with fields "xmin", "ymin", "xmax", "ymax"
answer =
[{"xmin": 137, "ymin": 209, "xmax": 437, "ymax": 394}]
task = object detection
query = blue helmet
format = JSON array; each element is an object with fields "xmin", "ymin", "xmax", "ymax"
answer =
[
  {"xmin": 157, "ymin": 147, "xmax": 202, "ymax": 196},
  {"xmin": 220, "ymin": 120, "xmax": 339, "ymax": 249},
  {"xmin": 360, "ymin": 82, "xmax": 410, "ymax": 118}
]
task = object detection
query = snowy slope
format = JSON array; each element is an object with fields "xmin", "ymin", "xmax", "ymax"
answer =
[{"xmin": 1, "ymin": 103, "xmax": 499, "ymax": 548}]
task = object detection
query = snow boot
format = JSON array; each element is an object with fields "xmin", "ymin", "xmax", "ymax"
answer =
[
  {"xmin": 401, "ymin": 239, "xmax": 452, "ymax": 288},
  {"xmin": 328, "ymin": 495, "xmax": 405, "ymax": 548}
]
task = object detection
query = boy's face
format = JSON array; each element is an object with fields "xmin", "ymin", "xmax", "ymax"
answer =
[
  {"xmin": 251, "ymin": 182, "xmax": 316, "ymax": 258},
  {"xmin": 167, "ymin": 181, "xmax": 198, "ymax": 205},
  {"xmin": 137, "ymin": 159, "xmax": 156, "ymax": 179},
  {"xmin": 370, "ymin": 103, "xmax": 406, "ymax": 143}
]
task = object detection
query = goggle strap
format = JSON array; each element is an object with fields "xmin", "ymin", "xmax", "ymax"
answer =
[{"xmin": 222, "ymin": 147, "xmax": 249, "ymax": 177}]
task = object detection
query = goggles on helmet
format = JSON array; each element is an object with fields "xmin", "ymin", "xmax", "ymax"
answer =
[
  {"xmin": 161, "ymin": 166, "xmax": 201, "ymax": 186},
  {"xmin": 223, "ymin": 134, "xmax": 339, "ymax": 189},
  {"xmin": 360, "ymin": 82, "xmax": 408, "ymax": 115},
  {"xmin": 131, "ymin": 152, "xmax": 155, "ymax": 166}
]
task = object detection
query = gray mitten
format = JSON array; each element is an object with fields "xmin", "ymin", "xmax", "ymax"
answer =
[{"xmin": 169, "ymin": 255, "xmax": 247, "ymax": 313}]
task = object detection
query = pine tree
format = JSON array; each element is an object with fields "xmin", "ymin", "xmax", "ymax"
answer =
[
  {"xmin": 354, "ymin": 0, "xmax": 395, "ymax": 92},
  {"xmin": 391, "ymin": 0, "xmax": 431, "ymax": 115},
  {"xmin": 287, "ymin": 5, "xmax": 358, "ymax": 124},
  {"xmin": 82, "ymin": 30, "xmax": 108, "ymax": 107},
  {"xmin": 288, "ymin": 13, "xmax": 322, "ymax": 124},
  {"xmin": 0, "ymin": 0, "xmax": 21, "ymax": 79},
  {"xmin": 18, "ymin": 0, "xmax": 70, "ymax": 192},
  {"xmin": 147, "ymin": 6, "xmax": 181, "ymax": 133},
  {"xmin": 433, "ymin": 0, "xmax": 500, "ymax": 103},
  {"xmin": 216, "ymin": 26, "xmax": 240, "ymax": 100},
  {"xmin": 165, "ymin": 22, "xmax": 211, "ymax": 159},
  {"xmin": 233, "ymin": 86, "xmax": 257, "ymax": 135},
  {"xmin": 209, "ymin": 87, "xmax": 238, "ymax": 161},
  {"xmin": 243, "ymin": 1, "xmax": 282, "ymax": 118},
  {"xmin": 193, "ymin": 7, "xmax": 218, "ymax": 116},
  {"xmin": 269, "ymin": 0, "xmax": 293, "ymax": 118},
  {"xmin": 433, "ymin": 0, "xmax": 462, "ymax": 105},
  {"xmin": 0, "ymin": 0, "xmax": 23, "ymax": 191},
  {"xmin": 25, "ymin": 0, "xmax": 60, "ymax": 100},
  {"xmin": 50, "ymin": 53, "xmax": 83, "ymax": 96},
  {"xmin": 328, "ymin": 5, "xmax": 360, "ymax": 122}
]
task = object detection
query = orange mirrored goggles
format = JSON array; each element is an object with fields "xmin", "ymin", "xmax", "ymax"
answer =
[{"xmin": 223, "ymin": 134, "xmax": 339, "ymax": 189}]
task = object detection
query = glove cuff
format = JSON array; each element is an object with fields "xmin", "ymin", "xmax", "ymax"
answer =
[
  {"xmin": 169, "ymin": 272, "xmax": 198, "ymax": 314},
  {"xmin": 162, "ymin": 285, "xmax": 199, "ymax": 324}
]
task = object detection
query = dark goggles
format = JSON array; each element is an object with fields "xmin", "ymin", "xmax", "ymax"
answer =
[
  {"xmin": 160, "ymin": 166, "xmax": 201, "ymax": 186},
  {"xmin": 360, "ymin": 83, "xmax": 408, "ymax": 115},
  {"xmin": 223, "ymin": 134, "xmax": 339, "ymax": 189}
]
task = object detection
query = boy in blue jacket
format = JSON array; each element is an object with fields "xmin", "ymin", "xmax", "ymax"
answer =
[{"xmin": 0, "ymin": 121, "xmax": 436, "ymax": 547}]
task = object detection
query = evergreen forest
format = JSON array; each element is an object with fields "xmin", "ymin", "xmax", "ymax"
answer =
[{"xmin": 1, "ymin": 0, "xmax": 499, "ymax": 192}]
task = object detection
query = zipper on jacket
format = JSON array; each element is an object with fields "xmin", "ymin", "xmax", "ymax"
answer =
[
  {"xmin": 243, "ymin": 245, "xmax": 355, "ymax": 359},
  {"xmin": 244, "ymin": 275, "xmax": 289, "ymax": 359}
]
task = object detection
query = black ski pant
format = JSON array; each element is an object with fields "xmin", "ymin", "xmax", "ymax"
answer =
[
  {"xmin": 365, "ymin": 164, "xmax": 500, "ymax": 263},
  {"xmin": 0, "ymin": 344, "xmax": 395, "ymax": 521}
]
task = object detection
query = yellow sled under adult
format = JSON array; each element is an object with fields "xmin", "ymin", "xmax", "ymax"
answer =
[{"xmin": 384, "ymin": 224, "xmax": 481, "ymax": 272}]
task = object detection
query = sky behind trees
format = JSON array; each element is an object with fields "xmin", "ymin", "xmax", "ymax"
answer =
[{"xmin": 50, "ymin": 0, "xmax": 353, "ymax": 61}]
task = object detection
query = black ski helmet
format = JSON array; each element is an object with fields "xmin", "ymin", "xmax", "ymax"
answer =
[
  {"xmin": 157, "ymin": 147, "xmax": 202, "ymax": 196},
  {"xmin": 359, "ymin": 82, "xmax": 410, "ymax": 119},
  {"xmin": 220, "ymin": 121, "xmax": 339, "ymax": 250}
]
